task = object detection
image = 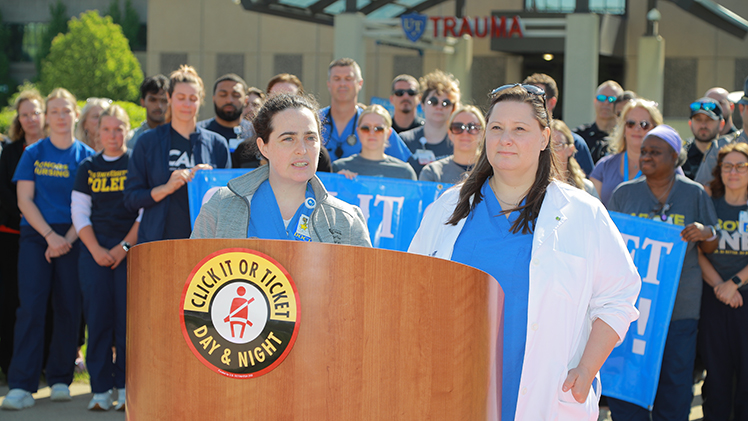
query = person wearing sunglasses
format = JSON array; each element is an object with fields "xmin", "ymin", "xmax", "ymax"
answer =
[
  {"xmin": 574, "ymin": 80, "xmax": 624, "ymax": 163},
  {"xmin": 419, "ymin": 105, "xmax": 484, "ymax": 184},
  {"xmin": 410, "ymin": 84, "xmax": 640, "ymax": 420},
  {"xmin": 590, "ymin": 98, "xmax": 663, "ymax": 207},
  {"xmin": 389, "ymin": 74, "xmax": 423, "ymax": 133},
  {"xmin": 697, "ymin": 142, "xmax": 748, "ymax": 421},
  {"xmin": 682, "ymin": 97, "xmax": 725, "ymax": 180},
  {"xmin": 695, "ymin": 76, "xmax": 748, "ymax": 186},
  {"xmin": 607, "ymin": 125, "xmax": 718, "ymax": 421},
  {"xmin": 332, "ymin": 105, "xmax": 416, "ymax": 180},
  {"xmin": 399, "ymin": 70, "xmax": 461, "ymax": 176},
  {"xmin": 705, "ymin": 86, "xmax": 739, "ymax": 136}
]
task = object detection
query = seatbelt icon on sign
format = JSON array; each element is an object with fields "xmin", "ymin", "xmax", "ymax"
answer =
[{"xmin": 224, "ymin": 286, "xmax": 255, "ymax": 338}]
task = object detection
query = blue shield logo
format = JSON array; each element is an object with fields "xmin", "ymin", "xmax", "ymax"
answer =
[{"xmin": 402, "ymin": 13, "xmax": 427, "ymax": 42}]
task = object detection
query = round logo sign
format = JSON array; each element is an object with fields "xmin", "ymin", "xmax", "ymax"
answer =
[{"xmin": 180, "ymin": 248, "xmax": 300, "ymax": 379}]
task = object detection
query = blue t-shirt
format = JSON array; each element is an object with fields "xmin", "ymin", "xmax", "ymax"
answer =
[
  {"xmin": 451, "ymin": 180, "xmax": 532, "ymax": 421},
  {"xmin": 13, "ymin": 137, "xmax": 95, "ymax": 226},
  {"xmin": 319, "ymin": 106, "xmax": 411, "ymax": 162}
]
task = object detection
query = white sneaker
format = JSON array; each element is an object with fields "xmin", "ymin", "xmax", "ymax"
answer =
[
  {"xmin": 49, "ymin": 383, "xmax": 72, "ymax": 402},
  {"xmin": 88, "ymin": 389, "xmax": 113, "ymax": 411},
  {"xmin": 1, "ymin": 389, "xmax": 34, "ymax": 410},
  {"xmin": 115, "ymin": 387, "xmax": 126, "ymax": 411}
]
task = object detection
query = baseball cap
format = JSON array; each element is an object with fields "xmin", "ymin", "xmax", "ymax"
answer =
[
  {"xmin": 645, "ymin": 124, "xmax": 682, "ymax": 154},
  {"xmin": 739, "ymin": 75, "xmax": 748, "ymax": 106},
  {"xmin": 689, "ymin": 97, "xmax": 723, "ymax": 120}
]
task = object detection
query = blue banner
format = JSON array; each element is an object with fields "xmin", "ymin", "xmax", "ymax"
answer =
[
  {"xmin": 600, "ymin": 212, "xmax": 688, "ymax": 410},
  {"xmin": 188, "ymin": 169, "xmax": 451, "ymax": 251}
]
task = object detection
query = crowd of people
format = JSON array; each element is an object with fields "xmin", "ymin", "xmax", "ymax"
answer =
[{"xmin": 0, "ymin": 56, "xmax": 747, "ymax": 420}]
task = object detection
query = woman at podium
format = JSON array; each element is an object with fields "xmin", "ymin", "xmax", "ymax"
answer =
[
  {"xmin": 409, "ymin": 84, "xmax": 640, "ymax": 420},
  {"xmin": 191, "ymin": 93, "xmax": 371, "ymax": 247}
]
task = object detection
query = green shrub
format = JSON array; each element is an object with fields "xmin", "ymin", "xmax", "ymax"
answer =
[{"xmin": 39, "ymin": 11, "xmax": 143, "ymax": 102}]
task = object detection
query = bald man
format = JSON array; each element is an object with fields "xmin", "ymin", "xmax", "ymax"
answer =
[{"xmin": 705, "ymin": 87, "xmax": 739, "ymax": 136}]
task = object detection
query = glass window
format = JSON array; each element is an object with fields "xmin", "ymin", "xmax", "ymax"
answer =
[{"xmin": 525, "ymin": 0, "xmax": 626, "ymax": 15}]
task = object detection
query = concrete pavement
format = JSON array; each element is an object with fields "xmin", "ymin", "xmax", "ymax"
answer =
[{"xmin": 0, "ymin": 382, "xmax": 125, "ymax": 420}]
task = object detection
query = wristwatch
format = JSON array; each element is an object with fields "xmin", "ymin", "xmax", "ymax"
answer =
[
  {"xmin": 730, "ymin": 275, "xmax": 743, "ymax": 287},
  {"xmin": 121, "ymin": 241, "xmax": 132, "ymax": 252}
]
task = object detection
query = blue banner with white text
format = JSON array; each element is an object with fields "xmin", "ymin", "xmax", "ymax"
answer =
[
  {"xmin": 187, "ymin": 169, "xmax": 451, "ymax": 251},
  {"xmin": 600, "ymin": 212, "xmax": 688, "ymax": 410}
]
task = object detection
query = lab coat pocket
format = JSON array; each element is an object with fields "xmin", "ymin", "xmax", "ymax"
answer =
[
  {"xmin": 557, "ymin": 374, "xmax": 599, "ymax": 420},
  {"xmin": 549, "ymin": 251, "xmax": 588, "ymax": 304}
]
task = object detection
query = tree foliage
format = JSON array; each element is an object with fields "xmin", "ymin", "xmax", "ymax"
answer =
[
  {"xmin": 35, "ymin": 0, "xmax": 69, "ymax": 77},
  {"xmin": 39, "ymin": 11, "xmax": 143, "ymax": 102},
  {"xmin": 106, "ymin": 0, "xmax": 142, "ymax": 50},
  {"xmin": 0, "ymin": 10, "xmax": 15, "ymax": 106}
]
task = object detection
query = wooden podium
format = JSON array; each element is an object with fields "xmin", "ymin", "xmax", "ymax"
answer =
[{"xmin": 127, "ymin": 239, "xmax": 503, "ymax": 420}]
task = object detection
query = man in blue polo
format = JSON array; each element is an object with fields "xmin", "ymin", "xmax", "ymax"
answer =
[{"xmin": 320, "ymin": 58, "xmax": 411, "ymax": 162}]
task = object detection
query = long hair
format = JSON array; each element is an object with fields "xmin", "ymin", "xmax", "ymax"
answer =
[
  {"xmin": 550, "ymin": 119, "xmax": 586, "ymax": 190},
  {"xmin": 448, "ymin": 104, "xmax": 486, "ymax": 160},
  {"xmin": 252, "ymin": 93, "xmax": 321, "ymax": 161},
  {"xmin": 608, "ymin": 99, "xmax": 663, "ymax": 154},
  {"xmin": 8, "ymin": 89, "xmax": 45, "ymax": 142},
  {"xmin": 446, "ymin": 85, "xmax": 558, "ymax": 234},
  {"xmin": 709, "ymin": 142, "xmax": 748, "ymax": 199}
]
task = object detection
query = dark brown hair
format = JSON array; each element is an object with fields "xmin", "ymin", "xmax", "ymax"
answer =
[
  {"xmin": 446, "ymin": 85, "xmax": 558, "ymax": 234},
  {"xmin": 253, "ymin": 93, "xmax": 321, "ymax": 146},
  {"xmin": 710, "ymin": 142, "xmax": 748, "ymax": 198},
  {"xmin": 522, "ymin": 73, "xmax": 558, "ymax": 100}
]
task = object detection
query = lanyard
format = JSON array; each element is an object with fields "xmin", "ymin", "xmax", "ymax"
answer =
[
  {"xmin": 323, "ymin": 107, "xmax": 360, "ymax": 160},
  {"xmin": 247, "ymin": 181, "xmax": 316, "ymax": 241},
  {"xmin": 623, "ymin": 151, "xmax": 642, "ymax": 182}
]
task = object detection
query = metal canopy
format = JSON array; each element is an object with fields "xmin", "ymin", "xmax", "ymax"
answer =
[
  {"xmin": 668, "ymin": 0, "xmax": 748, "ymax": 39},
  {"xmin": 239, "ymin": 0, "xmax": 452, "ymax": 26}
]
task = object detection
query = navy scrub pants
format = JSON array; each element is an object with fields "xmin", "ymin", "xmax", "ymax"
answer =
[
  {"xmin": 699, "ymin": 284, "xmax": 748, "ymax": 421},
  {"xmin": 607, "ymin": 318, "xmax": 699, "ymax": 421},
  {"xmin": 8, "ymin": 224, "xmax": 81, "ymax": 393},
  {"xmin": 78, "ymin": 234, "xmax": 127, "ymax": 393}
]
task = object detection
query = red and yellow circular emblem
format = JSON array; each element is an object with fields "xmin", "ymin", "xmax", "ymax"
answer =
[{"xmin": 180, "ymin": 248, "xmax": 300, "ymax": 379}]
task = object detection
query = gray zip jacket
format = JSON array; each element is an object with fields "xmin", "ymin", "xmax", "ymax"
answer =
[{"xmin": 191, "ymin": 166, "xmax": 372, "ymax": 247}]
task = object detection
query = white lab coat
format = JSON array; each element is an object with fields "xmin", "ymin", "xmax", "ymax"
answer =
[{"xmin": 409, "ymin": 180, "xmax": 641, "ymax": 420}]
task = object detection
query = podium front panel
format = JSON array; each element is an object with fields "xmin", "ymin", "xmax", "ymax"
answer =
[{"xmin": 127, "ymin": 239, "xmax": 502, "ymax": 420}]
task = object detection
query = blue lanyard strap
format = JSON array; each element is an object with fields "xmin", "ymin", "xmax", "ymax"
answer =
[
  {"xmin": 248, "ymin": 181, "xmax": 316, "ymax": 241},
  {"xmin": 623, "ymin": 151, "xmax": 642, "ymax": 182}
]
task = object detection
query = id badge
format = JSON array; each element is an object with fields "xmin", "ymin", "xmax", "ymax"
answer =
[
  {"xmin": 414, "ymin": 148, "xmax": 436, "ymax": 165},
  {"xmin": 739, "ymin": 210, "xmax": 748, "ymax": 235},
  {"xmin": 293, "ymin": 214, "xmax": 312, "ymax": 242}
]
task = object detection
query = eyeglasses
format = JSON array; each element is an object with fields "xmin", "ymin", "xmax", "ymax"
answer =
[
  {"xmin": 491, "ymin": 83, "xmax": 546, "ymax": 97},
  {"xmin": 450, "ymin": 122, "xmax": 482, "ymax": 135},
  {"xmin": 625, "ymin": 120, "xmax": 653, "ymax": 130},
  {"xmin": 596, "ymin": 94, "xmax": 617, "ymax": 103},
  {"xmin": 720, "ymin": 162, "xmax": 748, "ymax": 173},
  {"xmin": 690, "ymin": 101, "xmax": 718, "ymax": 112},
  {"xmin": 393, "ymin": 89, "xmax": 417, "ymax": 97},
  {"xmin": 426, "ymin": 97, "xmax": 453, "ymax": 108},
  {"xmin": 359, "ymin": 125, "xmax": 386, "ymax": 134},
  {"xmin": 650, "ymin": 203, "xmax": 671, "ymax": 222}
]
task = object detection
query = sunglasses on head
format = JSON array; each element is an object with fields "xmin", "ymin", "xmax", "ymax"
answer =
[
  {"xmin": 596, "ymin": 94, "xmax": 617, "ymax": 103},
  {"xmin": 491, "ymin": 83, "xmax": 546, "ymax": 97},
  {"xmin": 450, "ymin": 122, "xmax": 482, "ymax": 135},
  {"xmin": 625, "ymin": 120, "xmax": 653, "ymax": 130},
  {"xmin": 426, "ymin": 97, "xmax": 453, "ymax": 108},
  {"xmin": 690, "ymin": 101, "xmax": 718, "ymax": 112},
  {"xmin": 393, "ymin": 89, "xmax": 417, "ymax": 97},
  {"xmin": 720, "ymin": 162, "xmax": 748, "ymax": 173},
  {"xmin": 359, "ymin": 125, "xmax": 386, "ymax": 134}
]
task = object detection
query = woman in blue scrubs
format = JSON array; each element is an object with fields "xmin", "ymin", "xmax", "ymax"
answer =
[
  {"xmin": 409, "ymin": 84, "xmax": 640, "ymax": 420},
  {"xmin": 2, "ymin": 88, "xmax": 95, "ymax": 410},
  {"xmin": 192, "ymin": 93, "xmax": 371, "ymax": 247}
]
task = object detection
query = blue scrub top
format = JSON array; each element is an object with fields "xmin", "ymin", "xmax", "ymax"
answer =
[{"xmin": 451, "ymin": 179, "xmax": 532, "ymax": 421}]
